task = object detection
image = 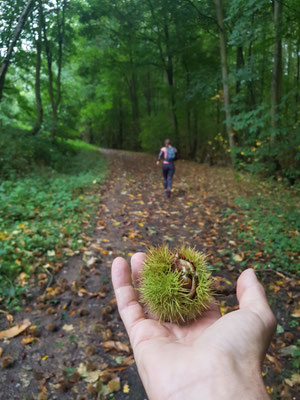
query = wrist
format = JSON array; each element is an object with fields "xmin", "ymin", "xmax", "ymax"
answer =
[{"xmin": 155, "ymin": 356, "xmax": 269, "ymax": 400}]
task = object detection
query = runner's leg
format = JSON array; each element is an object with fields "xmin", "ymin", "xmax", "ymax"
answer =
[
  {"xmin": 162, "ymin": 165, "xmax": 168, "ymax": 193},
  {"xmin": 167, "ymin": 164, "xmax": 175, "ymax": 190}
]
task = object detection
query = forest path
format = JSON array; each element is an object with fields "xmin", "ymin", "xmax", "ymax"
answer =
[{"xmin": 0, "ymin": 150, "xmax": 299, "ymax": 400}]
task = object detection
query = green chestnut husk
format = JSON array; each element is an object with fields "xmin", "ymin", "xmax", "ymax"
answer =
[{"xmin": 139, "ymin": 245, "xmax": 212, "ymax": 323}]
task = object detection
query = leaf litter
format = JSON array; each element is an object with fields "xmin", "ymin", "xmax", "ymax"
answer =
[{"xmin": 0, "ymin": 150, "xmax": 298, "ymax": 399}]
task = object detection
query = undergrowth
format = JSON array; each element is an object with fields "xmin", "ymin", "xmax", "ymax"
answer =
[
  {"xmin": 225, "ymin": 177, "xmax": 299, "ymax": 274},
  {"xmin": 0, "ymin": 132, "xmax": 106, "ymax": 308}
]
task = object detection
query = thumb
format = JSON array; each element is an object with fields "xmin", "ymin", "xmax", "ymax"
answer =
[{"xmin": 237, "ymin": 268, "xmax": 276, "ymax": 330}]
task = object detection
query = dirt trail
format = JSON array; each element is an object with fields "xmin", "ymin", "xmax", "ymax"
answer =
[{"xmin": 0, "ymin": 150, "xmax": 298, "ymax": 400}]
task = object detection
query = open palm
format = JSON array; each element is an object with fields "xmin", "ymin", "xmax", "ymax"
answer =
[{"xmin": 112, "ymin": 253, "xmax": 276, "ymax": 400}]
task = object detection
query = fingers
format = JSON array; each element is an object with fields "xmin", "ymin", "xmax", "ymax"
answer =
[
  {"xmin": 112, "ymin": 257, "xmax": 145, "ymax": 336},
  {"xmin": 237, "ymin": 268, "xmax": 276, "ymax": 331},
  {"xmin": 131, "ymin": 252, "xmax": 146, "ymax": 289}
]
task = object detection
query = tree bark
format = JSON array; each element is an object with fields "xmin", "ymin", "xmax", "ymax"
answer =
[
  {"xmin": 164, "ymin": 16, "xmax": 179, "ymax": 142},
  {"xmin": 247, "ymin": 41, "xmax": 256, "ymax": 108},
  {"xmin": 0, "ymin": 0, "xmax": 35, "ymax": 101},
  {"xmin": 295, "ymin": 41, "xmax": 300, "ymax": 123},
  {"xmin": 271, "ymin": 0, "xmax": 282, "ymax": 131},
  {"xmin": 146, "ymin": 0, "xmax": 179, "ymax": 142},
  {"xmin": 145, "ymin": 69, "xmax": 152, "ymax": 116},
  {"xmin": 41, "ymin": 0, "xmax": 67, "ymax": 139},
  {"xmin": 214, "ymin": 0, "xmax": 234, "ymax": 149},
  {"xmin": 31, "ymin": 0, "xmax": 43, "ymax": 135},
  {"xmin": 235, "ymin": 46, "xmax": 244, "ymax": 95}
]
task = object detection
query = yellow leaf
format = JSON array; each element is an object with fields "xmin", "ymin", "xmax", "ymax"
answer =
[
  {"xmin": 123, "ymin": 384, "xmax": 130, "ymax": 393},
  {"xmin": 107, "ymin": 378, "xmax": 121, "ymax": 393},
  {"xmin": 42, "ymin": 355, "xmax": 48, "ymax": 361},
  {"xmin": 233, "ymin": 254, "xmax": 243, "ymax": 262},
  {"xmin": 128, "ymin": 252, "xmax": 134, "ymax": 257},
  {"xmin": 21, "ymin": 337, "xmax": 38, "ymax": 345},
  {"xmin": 139, "ymin": 223, "xmax": 144, "ymax": 227},
  {"xmin": 0, "ymin": 319, "xmax": 31, "ymax": 340},
  {"xmin": 220, "ymin": 306, "xmax": 228, "ymax": 316}
]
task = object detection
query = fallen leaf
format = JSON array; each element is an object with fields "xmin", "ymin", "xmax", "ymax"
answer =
[
  {"xmin": 280, "ymin": 345, "xmax": 298, "ymax": 357},
  {"xmin": 62, "ymin": 324, "xmax": 74, "ymax": 332},
  {"xmin": 78, "ymin": 288, "xmax": 106, "ymax": 298},
  {"xmin": 123, "ymin": 384, "xmax": 130, "ymax": 393},
  {"xmin": 0, "ymin": 347, "xmax": 2, "ymax": 358},
  {"xmin": 103, "ymin": 341, "xmax": 130, "ymax": 353},
  {"xmin": 0, "ymin": 319, "xmax": 31, "ymax": 340},
  {"xmin": 107, "ymin": 378, "xmax": 121, "ymax": 393},
  {"xmin": 233, "ymin": 254, "xmax": 243, "ymax": 262},
  {"xmin": 21, "ymin": 337, "xmax": 38, "ymax": 345},
  {"xmin": 86, "ymin": 257, "xmax": 97, "ymax": 267},
  {"xmin": 291, "ymin": 309, "xmax": 300, "ymax": 318},
  {"xmin": 122, "ymin": 355, "xmax": 135, "ymax": 366},
  {"xmin": 220, "ymin": 306, "xmax": 228, "ymax": 316},
  {"xmin": 0, "ymin": 310, "xmax": 14, "ymax": 325},
  {"xmin": 285, "ymin": 374, "xmax": 300, "ymax": 387},
  {"xmin": 42, "ymin": 355, "xmax": 48, "ymax": 361},
  {"xmin": 266, "ymin": 353, "xmax": 281, "ymax": 372}
]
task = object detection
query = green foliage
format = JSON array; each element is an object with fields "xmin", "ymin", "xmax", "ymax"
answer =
[
  {"xmin": 139, "ymin": 113, "xmax": 173, "ymax": 153},
  {"xmin": 0, "ymin": 128, "xmax": 77, "ymax": 179},
  {"xmin": 0, "ymin": 137, "xmax": 106, "ymax": 307},
  {"xmin": 229, "ymin": 190, "xmax": 300, "ymax": 273}
]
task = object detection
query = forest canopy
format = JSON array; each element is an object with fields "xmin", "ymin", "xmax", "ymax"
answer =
[{"xmin": 0, "ymin": 0, "xmax": 299, "ymax": 182}]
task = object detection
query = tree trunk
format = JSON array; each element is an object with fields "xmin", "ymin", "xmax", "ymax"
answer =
[
  {"xmin": 247, "ymin": 41, "xmax": 256, "ymax": 108},
  {"xmin": 145, "ymin": 69, "xmax": 152, "ymax": 116},
  {"xmin": 118, "ymin": 97, "xmax": 123, "ymax": 148},
  {"xmin": 271, "ymin": 0, "xmax": 282, "ymax": 131},
  {"xmin": 164, "ymin": 17, "xmax": 179, "ymax": 142},
  {"xmin": 31, "ymin": 0, "xmax": 43, "ymax": 135},
  {"xmin": 235, "ymin": 46, "xmax": 244, "ymax": 95},
  {"xmin": 295, "ymin": 41, "xmax": 300, "ymax": 123},
  {"xmin": 215, "ymin": 0, "xmax": 234, "ymax": 149},
  {"xmin": 0, "ymin": 0, "xmax": 35, "ymax": 101},
  {"xmin": 41, "ymin": 0, "xmax": 66, "ymax": 139}
]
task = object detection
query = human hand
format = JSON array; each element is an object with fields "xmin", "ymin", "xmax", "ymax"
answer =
[
  {"xmin": 112, "ymin": 253, "xmax": 276, "ymax": 400},
  {"xmin": 156, "ymin": 161, "xmax": 160, "ymax": 166}
]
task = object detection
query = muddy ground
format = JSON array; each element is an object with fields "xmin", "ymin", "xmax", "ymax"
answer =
[{"xmin": 0, "ymin": 150, "xmax": 299, "ymax": 400}]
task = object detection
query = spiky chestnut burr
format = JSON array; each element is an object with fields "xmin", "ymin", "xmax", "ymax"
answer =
[{"xmin": 139, "ymin": 246, "xmax": 212, "ymax": 323}]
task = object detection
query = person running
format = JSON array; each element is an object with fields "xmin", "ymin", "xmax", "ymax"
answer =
[{"xmin": 156, "ymin": 139, "xmax": 177, "ymax": 198}]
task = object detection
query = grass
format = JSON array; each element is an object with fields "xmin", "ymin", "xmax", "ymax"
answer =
[{"xmin": 0, "ymin": 138, "xmax": 106, "ymax": 308}]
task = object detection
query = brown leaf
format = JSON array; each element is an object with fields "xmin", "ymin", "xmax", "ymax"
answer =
[
  {"xmin": 0, "ymin": 319, "xmax": 31, "ymax": 340},
  {"xmin": 0, "ymin": 347, "xmax": 2, "ymax": 358},
  {"xmin": 21, "ymin": 337, "xmax": 38, "ymax": 345},
  {"xmin": 103, "ymin": 341, "xmax": 130, "ymax": 353},
  {"xmin": 291, "ymin": 309, "xmax": 300, "ymax": 318},
  {"xmin": 0, "ymin": 310, "xmax": 14, "ymax": 325},
  {"xmin": 122, "ymin": 355, "xmax": 135, "ymax": 366},
  {"xmin": 266, "ymin": 353, "xmax": 281, "ymax": 372},
  {"xmin": 78, "ymin": 288, "xmax": 106, "ymax": 298}
]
